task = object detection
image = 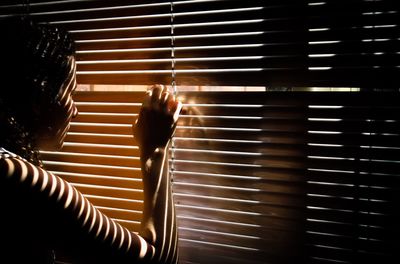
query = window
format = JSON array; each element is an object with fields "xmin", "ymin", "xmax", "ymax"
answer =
[{"xmin": 1, "ymin": 1, "xmax": 399, "ymax": 263}]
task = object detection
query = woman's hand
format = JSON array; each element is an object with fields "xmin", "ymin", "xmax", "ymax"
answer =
[
  {"xmin": 133, "ymin": 85, "xmax": 181, "ymax": 161},
  {"xmin": 134, "ymin": 86, "xmax": 181, "ymax": 263}
]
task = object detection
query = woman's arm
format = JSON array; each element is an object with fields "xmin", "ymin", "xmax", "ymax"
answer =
[
  {"xmin": 0, "ymin": 85, "xmax": 181, "ymax": 263},
  {"xmin": 134, "ymin": 85, "xmax": 181, "ymax": 264}
]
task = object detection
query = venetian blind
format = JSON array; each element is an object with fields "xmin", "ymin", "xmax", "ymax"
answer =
[
  {"xmin": 40, "ymin": 91, "xmax": 400, "ymax": 264},
  {"xmin": 0, "ymin": 0, "xmax": 399, "ymax": 264},
  {"xmin": 0, "ymin": 0, "xmax": 307, "ymax": 86},
  {"xmin": 0, "ymin": 0, "xmax": 398, "ymax": 87},
  {"xmin": 41, "ymin": 91, "xmax": 309, "ymax": 264},
  {"xmin": 305, "ymin": 93, "xmax": 400, "ymax": 264},
  {"xmin": 306, "ymin": 0, "xmax": 399, "ymax": 88}
]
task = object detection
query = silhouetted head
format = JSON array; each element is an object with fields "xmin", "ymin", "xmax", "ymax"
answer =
[{"xmin": 0, "ymin": 16, "xmax": 78, "ymax": 154}]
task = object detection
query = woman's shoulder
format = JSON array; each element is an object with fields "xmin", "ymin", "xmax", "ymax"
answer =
[
  {"xmin": 0, "ymin": 147, "xmax": 20, "ymax": 159},
  {"xmin": 0, "ymin": 147, "xmax": 37, "ymax": 181},
  {"xmin": 0, "ymin": 147, "xmax": 22, "ymax": 171}
]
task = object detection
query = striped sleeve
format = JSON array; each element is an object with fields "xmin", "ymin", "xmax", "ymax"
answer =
[{"xmin": 0, "ymin": 150, "xmax": 178, "ymax": 263}]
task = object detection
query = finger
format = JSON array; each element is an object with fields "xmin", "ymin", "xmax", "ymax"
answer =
[
  {"xmin": 167, "ymin": 94, "xmax": 178, "ymax": 112},
  {"xmin": 162, "ymin": 93, "xmax": 174, "ymax": 114},
  {"xmin": 160, "ymin": 89, "xmax": 169, "ymax": 104},
  {"xmin": 147, "ymin": 84, "xmax": 163, "ymax": 92},
  {"xmin": 160, "ymin": 91, "xmax": 170, "ymax": 111},
  {"xmin": 142, "ymin": 90, "xmax": 152, "ymax": 109},
  {"xmin": 150, "ymin": 85, "xmax": 163, "ymax": 109},
  {"xmin": 162, "ymin": 85, "xmax": 169, "ymax": 94},
  {"xmin": 168, "ymin": 97, "xmax": 182, "ymax": 122}
]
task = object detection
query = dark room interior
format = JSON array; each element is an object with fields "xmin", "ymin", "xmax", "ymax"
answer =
[{"xmin": 0, "ymin": 0, "xmax": 399, "ymax": 263}]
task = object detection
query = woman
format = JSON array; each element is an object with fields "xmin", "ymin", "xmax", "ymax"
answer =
[{"xmin": 0, "ymin": 17, "xmax": 180, "ymax": 263}]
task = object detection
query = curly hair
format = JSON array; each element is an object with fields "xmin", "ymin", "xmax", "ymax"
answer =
[
  {"xmin": 0, "ymin": 16, "xmax": 76, "ymax": 163},
  {"xmin": 1, "ymin": 16, "xmax": 75, "ymax": 111}
]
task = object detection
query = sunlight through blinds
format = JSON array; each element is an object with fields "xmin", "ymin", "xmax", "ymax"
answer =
[
  {"xmin": 1, "ymin": 0, "xmax": 398, "ymax": 87},
  {"xmin": 306, "ymin": 93, "xmax": 400, "ymax": 264},
  {"xmin": 0, "ymin": 0, "xmax": 399, "ymax": 264},
  {"xmin": 40, "ymin": 91, "xmax": 400, "ymax": 264},
  {"xmin": 172, "ymin": 92, "xmax": 307, "ymax": 263},
  {"xmin": 0, "ymin": 0, "xmax": 308, "ymax": 86},
  {"xmin": 307, "ymin": 0, "xmax": 399, "ymax": 88},
  {"xmin": 40, "ymin": 92, "xmax": 145, "ymax": 232}
]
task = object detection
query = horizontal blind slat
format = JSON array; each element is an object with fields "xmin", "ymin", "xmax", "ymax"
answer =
[
  {"xmin": 175, "ymin": 203, "xmax": 305, "ymax": 229},
  {"xmin": 41, "ymin": 152, "xmax": 141, "ymax": 168},
  {"xmin": 177, "ymin": 215, "xmax": 303, "ymax": 241},
  {"xmin": 178, "ymin": 239, "xmax": 268, "ymax": 264},
  {"xmin": 53, "ymin": 172, "xmax": 143, "ymax": 190},
  {"xmin": 85, "ymin": 195, "xmax": 143, "ymax": 211},
  {"xmin": 59, "ymin": 143, "xmax": 139, "ymax": 156},
  {"xmin": 44, "ymin": 163, "xmax": 141, "ymax": 178}
]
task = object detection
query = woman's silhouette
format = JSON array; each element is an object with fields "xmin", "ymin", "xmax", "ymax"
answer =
[{"xmin": 0, "ymin": 17, "xmax": 180, "ymax": 263}]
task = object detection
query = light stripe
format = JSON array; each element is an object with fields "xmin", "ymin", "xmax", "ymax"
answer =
[
  {"xmin": 40, "ymin": 171, "xmax": 49, "ymax": 192},
  {"xmin": 118, "ymin": 224, "xmax": 125, "ymax": 249},
  {"xmin": 4, "ymin": 159, "xmax": 15, "ymax": 178},
  {"xmin": 103, "ymin": 217, "xmax": 111, "ymax": 242},
  {"xmin": 82, "ymin": 201, "xmax": 91, "ymax": 227},
  {"xmin": 165, "ymin": 201, "xmax": 175, "ymax": 262},
  {"xmin": 64, "ymin": 182, "xmax": 74, "ymax": 209},
  {"xmin": 57, "ymin": 177, "xmax": 65, "ymax": 202},
  {"xmin": 151, "ymin": 149, "xmax": 167, "ymax": 214},
  {"xmin": 95, "ymin": 214, "xmax": 103, "ymax": 238},
  {"xmin": 29, "ymin": 163, "xmax": 40, "ymax": 187},
  {"xmin": 111, "ymin": 221, "xmax": 118, "ymax": 245},
  {"xmin": 49, "ymin": 174, "xmax": 58, "ymax": 197},
  {"xmin": 125, "ymin": 230, "xmax": 132, "ymax": 253},
  {"xmin": 15, "ymin": 159, "xmax": 28, "ymax": 182},
  {"xmin": 172, "ymin": 225, "xmax": 178, "ymax": 264},
  {"xmin": 88, "ymin": 206, "xmax": 97, "ymax": 233},
  {"xmin": 28, "ymin": 1, "xmax": 170, "ymax": 16},
  {"xmin": 77, "ymin": 190, "xmax": 86, "ymax": 219},
  {"xmin": 58, "ymin": 57, "xmax": 76, "ymax": 100},
  {"xmin": 158, "ymin": 167, "xmax": 169, "ymax": 262},
  {"xmin": 89, "ymin": 206, "xmax": 97, "ymax": 233},
  {"xmin": 72, "ymin": 187, "xmax": 81, "ymax": 211},
  {"xmin": 138, "ymin": 235, "xmax": 148, "ymax": 259}
]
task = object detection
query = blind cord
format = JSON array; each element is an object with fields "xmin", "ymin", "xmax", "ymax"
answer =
[
  {"xmin": 22, "ymin": 0, "xmax": 30, "ymax": 18},
  {"xmin": 170, "ymin": 1, "xmax": 177, "ymax": 187},
  {"xmin": 170, "ymin": 1, "xmax": 177, "ymax": 95}
]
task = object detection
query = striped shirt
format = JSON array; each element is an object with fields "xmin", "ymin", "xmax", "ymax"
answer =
[{"xmin": 0, "ymin": 147, "xmax": 178, "ymax": 264}]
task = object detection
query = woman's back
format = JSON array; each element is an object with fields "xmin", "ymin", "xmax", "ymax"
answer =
[{"xmin": 0, "ymin": 148, "xmax": 155, "ymax": 263}]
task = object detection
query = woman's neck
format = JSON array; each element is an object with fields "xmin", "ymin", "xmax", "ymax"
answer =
[{"xmin": 0, "ymin": 112, "xmax": 41, "ymax": 166}]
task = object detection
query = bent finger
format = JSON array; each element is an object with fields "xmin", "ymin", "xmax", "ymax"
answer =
[
  {"xmin": 142, "ymin": 90, "xmax": 153, "ymax": 109},
  {"xmin": 150, "ymin": 85, "xmax": 163, "ymax": 109},
  {"xmin": 162, "ymin": 93, "xmax": 174, "ymax": 114},
  {"xmin": 160, "ymin": 91, "xmax": 170, "ymax": 109}
]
